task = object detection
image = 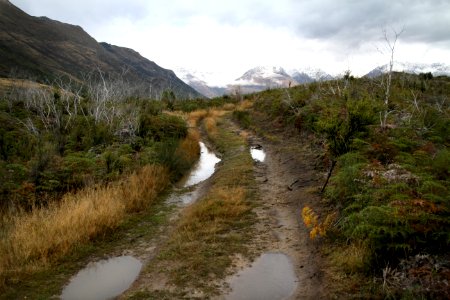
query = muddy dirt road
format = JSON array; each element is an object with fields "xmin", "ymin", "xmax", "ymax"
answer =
[
  {"xmin": 61, "ymin": 116, "xmax": 327, "ymax": 299},
  {"xmin": 217, "ymin": 126, "xmax": 325, "ymax": 299}
]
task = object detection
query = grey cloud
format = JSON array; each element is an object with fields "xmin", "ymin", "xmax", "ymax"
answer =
[
  {"xmin": 11, "ymin": 0, "xmax": 149, "ymax": 28},
  {"xmin": 11, "ymin": 0, "xmax": 450, "ymax": 48},
  {"xmin": 284, "ymin": 0, "xmax": 450, "ymax": 48}
]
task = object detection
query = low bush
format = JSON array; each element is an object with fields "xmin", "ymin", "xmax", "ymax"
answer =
[
  {"xmin": 139, "ymin": 113, "xmax": 187, "ymax": 141},
  {"xmin": 232, "ymin": 110, "xmax": 252, "ymax": 128}
]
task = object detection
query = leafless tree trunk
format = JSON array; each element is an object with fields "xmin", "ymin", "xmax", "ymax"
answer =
[{"xmin": 380, "ymin": 28, "xmax": 404, "ymax": 129}]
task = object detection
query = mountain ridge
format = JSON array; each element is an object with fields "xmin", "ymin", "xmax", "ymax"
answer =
[
  {"xmin": 365, "ymin": 62, "xmax": 450, "ymax": 78},
  {"xmin": 0, "ymin": 0, "xmax": 202, "ymax": 99},
  {"xmin": 177, "ymin": 66, "xmax": 335, "ymax": 97}
]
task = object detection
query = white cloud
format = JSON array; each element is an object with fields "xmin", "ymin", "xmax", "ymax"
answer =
[{"xmin": 10, "ymin": 0, "xmax": 450, "ymax": 84}]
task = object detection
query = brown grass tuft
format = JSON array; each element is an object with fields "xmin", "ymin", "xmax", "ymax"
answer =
[
  {"xmin": 223, "ymin": 103, "xmax": 236, "ymax": 111},
  {"xmin": 187, "ymin": 110, "xmax": 208, "ymax": 127},
  {"xmin": 330, "ymin": 242, "xmax": 370, "ymax": 274},
  {"xmin": 176, "ymin": 129, "xmax": 201, "ymax": 168},
  {"xmin": 0, "ymin": 185, "xmax": 125, "ymax": 285},
  {"xmin": 203, "ymin": 109, "xmax": 227, "ymax": 138},
  {"xmin": 204, "ymin": 117, "xmax": 218, "ymax": 137},
  {"xmin": 237, "ymin": 100, "xmax": 254, "ymax": 110},
  {"xmin": 122, "ymin": 165, "xmax": 170, "ymax": 212},
  {"xmin": 0, "ymin": 164, "xmax": 170, "ymax": 287},
  {"xmin": 180, "ymin": 187, "xmax": 248, "ymax": 230}
]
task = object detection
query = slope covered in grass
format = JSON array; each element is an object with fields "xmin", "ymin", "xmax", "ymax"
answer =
[{"xmin": 233, "ymin": 72, "xmax": 449, "ymax": 298}]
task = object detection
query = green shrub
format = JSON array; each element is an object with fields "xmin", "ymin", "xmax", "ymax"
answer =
[
  {"xmin": 142, "ymin": 100, "xmax": 164, "ymax": 116},
  {"xmin": 232, "ymin": 110, "xmax": 252, "ymax": 128},
  {"xmin": 154, "ymin": 139, "xmax": 190, "ymax": 181},
  {"xmin": 431, "ymin": 149, "xmax": 450, "ymax": 179},
  {"xmin": 326, "ymin": 152, "xmax": 368, "ymax": 204},
  {"xmin": 61, "ymin": 153, "xmax": 98, "ymax": 189},
  {"xmin": 139, "ymin": 114, "xmax": 187, "ymax": 141},
  {"xmin": 342, "ymin": 205, "xmax": 413, "ymax": 265}
]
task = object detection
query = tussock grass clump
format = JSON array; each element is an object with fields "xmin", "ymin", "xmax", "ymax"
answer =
[
  {"xmin": 204, "ymin": 117, "xmax": 218, "ymax": 137},
  {"xmin": 179, "ymin": 187, "xmax": 249, "ymax": 233},
  {"xmin": 122, "ymin": 165, "xmax": 170, "ymax": 212},
  {"xmin": 0, "ymin": 185, "xmax": 124, "ymax": 286},
  {"xmin": 167, "ymin": 186, "xmax": 252, "ymax": 285},
  {"xmin": 203, "ymin": 109, "xmax": 226, "ymax": 138},
  {"xmin": 175, "ymin": 129, "xmax": 200, "ymax": 168},
  {"xmin": 236, "ymin": 99, "xmax": 254, "ymax": 110},
  {"xmin": 330, "ymin": 242, "xmax": 371, "ymax": 274},
  {"xmin": 187, "ymin": 109, "xmax": 208, "ymax": 127},
  {"xmin": 223, "ymin": 103, "xmax": 236, "ymax": 111},
  {"xmin": 0, "ymin": 164, "xmax": 170, "ymax": 288}
]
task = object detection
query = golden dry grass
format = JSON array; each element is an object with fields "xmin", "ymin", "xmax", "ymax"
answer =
[
  {"xmin": 0, "ymin": 109, "xmax": 203, "ymax": 289},
  {"xmin": 0, "ymin": 164, "xmax": 170, "ymax": 287},
  {"xmin": 330, "ymin": 242, "xmax": 370, "ymax": 274},
  {"xmin": 203, "ymin": 109, "xmax": 227, "ymax": 138},
  {"xmin": 167, "ymin": 186, "xmax": 252, "ymax": 287},
  {"xmin": 122, "ymin": 165, "xmax": 170, "ymax": 212},
  {"xmin": 223, "ymin": 103, "xmax": 236, "ymax": 111},
  {"xmin": 236, "ymin": 99, "xmax": 254, "ymax": 110},
  {"xmin": 176, "ymin": 129, "xmax": 200, "ymax": 167},
  {"xmin": 187, "ymin": 109, "xmax": 208, "ymax": 127},
  {"xmin": 203, "ymin": 117, "xmax": 218, "ymax": 137},
  {"xmin": 0, "ymin": 78, "xmax": 47, "ymax": 91},
  {"xmin": 179, "ymin": 187, "xmax": 249, "ymax": 232}
]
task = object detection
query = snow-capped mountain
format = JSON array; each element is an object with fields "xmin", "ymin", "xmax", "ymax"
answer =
[
  {"xmin": 287, "ymin": 67, "xmax": 334, "ymax": 83},
  {"xmin": 175, "ymin": 68, "xmax": 227, "ymax": 98},
  {"xmin": 365, "ymin": 62, "xmax": 450, "ymax": 78},
  {"xmin": 176, "ymin": 65, "xmax": 336, "ymax": 97},
  {"xmin": 234, "ymin": 66, "xmax": 296, "ymax": 88}
]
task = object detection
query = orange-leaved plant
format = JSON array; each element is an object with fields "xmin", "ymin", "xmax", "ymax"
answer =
[{"xmin": 301, "ymin": 206, "xmax": 336, "ymax": 239}]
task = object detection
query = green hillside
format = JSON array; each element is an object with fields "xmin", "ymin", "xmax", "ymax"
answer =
[{"xmin": 232, "ymin": 71, "xmax": 450, "ymax": 298}]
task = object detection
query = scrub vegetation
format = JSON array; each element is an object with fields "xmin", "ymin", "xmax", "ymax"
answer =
[
  {"xmin": 235, "ymin": 71, "xmax": 449, "ymax": 298},
  {"xmin": 0, "ymin": 70, "xmax": 448, "ymax": 298},
  {"xmin": 0, "ymin": 78, "xmax": 200, "ymax": 290}
]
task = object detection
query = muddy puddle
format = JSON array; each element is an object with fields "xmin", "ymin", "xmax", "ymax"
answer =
[
  {"xmin": 183, "ymin": 142, "xmax": 221, "ymax": 187},
  {"xmin": 61, "ymin": 141, "xmax": 220, "ymax": 299},
  {"xmin": 168, "ymin": 141, "xmax": 220, "ymax": 205},
  {"xmin": 250, "ymin": 145, "xmax": 266, "ymax": 162},
  {"xmin": 226, "ymin": 252, "xmax": 297, "ymax": 300},
  {"xmin": 61, "ymin": 255, "xmax": 142, "ymax": 300}
]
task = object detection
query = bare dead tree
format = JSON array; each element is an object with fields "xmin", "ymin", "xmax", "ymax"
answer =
[
  {"xmin": 379, "ymin": 27, "xmax": 404, "ymax": 129},
  {"xmin": 434, "ymin": 96, "xmax": 447, "ymax": 113},
  {"xmin": 283, "ymin": 87, "xmax": 302, "ymax": 116},
  {"xmin": 410, "ymin": 90, "xmax": 420, "ymax": 112},
  {"xmin": 52, "ymin": 76, "xmax": 84, "ymax": 130}
]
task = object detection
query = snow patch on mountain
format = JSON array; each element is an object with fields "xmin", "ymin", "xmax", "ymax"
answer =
[
  {"xmin": 233, "ymin": 66, "xmax": 295, "ymax": 87},
  {"xmin": 174, "ymin": 68, "xmax": 228, "ymax": 98},
  {"xmin": 287, "ymin": 67, "xmax": 333, "ymax": 83},
  {"xmin": 365, "ymin": 62, "xmax": 450, "ymax": 78}
]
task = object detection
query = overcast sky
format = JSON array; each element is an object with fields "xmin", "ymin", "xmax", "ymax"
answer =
[{"xmin": 11, "ymin": 0, "xmax": 450, "ymax": 85}]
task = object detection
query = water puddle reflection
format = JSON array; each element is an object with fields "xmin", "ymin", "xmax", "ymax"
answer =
[
  {"xmin": 250, "ymin": 145, "xmax": 266, "ymax": 162},
  {"xmin": 62, "ymin": 142, "xmax": 220, "ymax": 299},
  {"xmin": 183, "ymin": 142, "xmax": 221, "ymax": 187},
  {"xmin": 61, "ymin": 256, "xmax": 142, "ymax": 300},
  {"xmin": 226, "ymin": 252, "xmax": 297, "ymax": 300}
]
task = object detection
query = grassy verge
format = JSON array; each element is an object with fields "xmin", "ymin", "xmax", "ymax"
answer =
[
  {"xmin": 132, "ymin": 111, "xmax": 256, "ymax": 297},
  {"xmin": 0, "ymin": 196, "xmax": 174, "ymax": 299},
  {"xmin": 0, "ymin": 123, "xmax": 200, "ymax": 296}
]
